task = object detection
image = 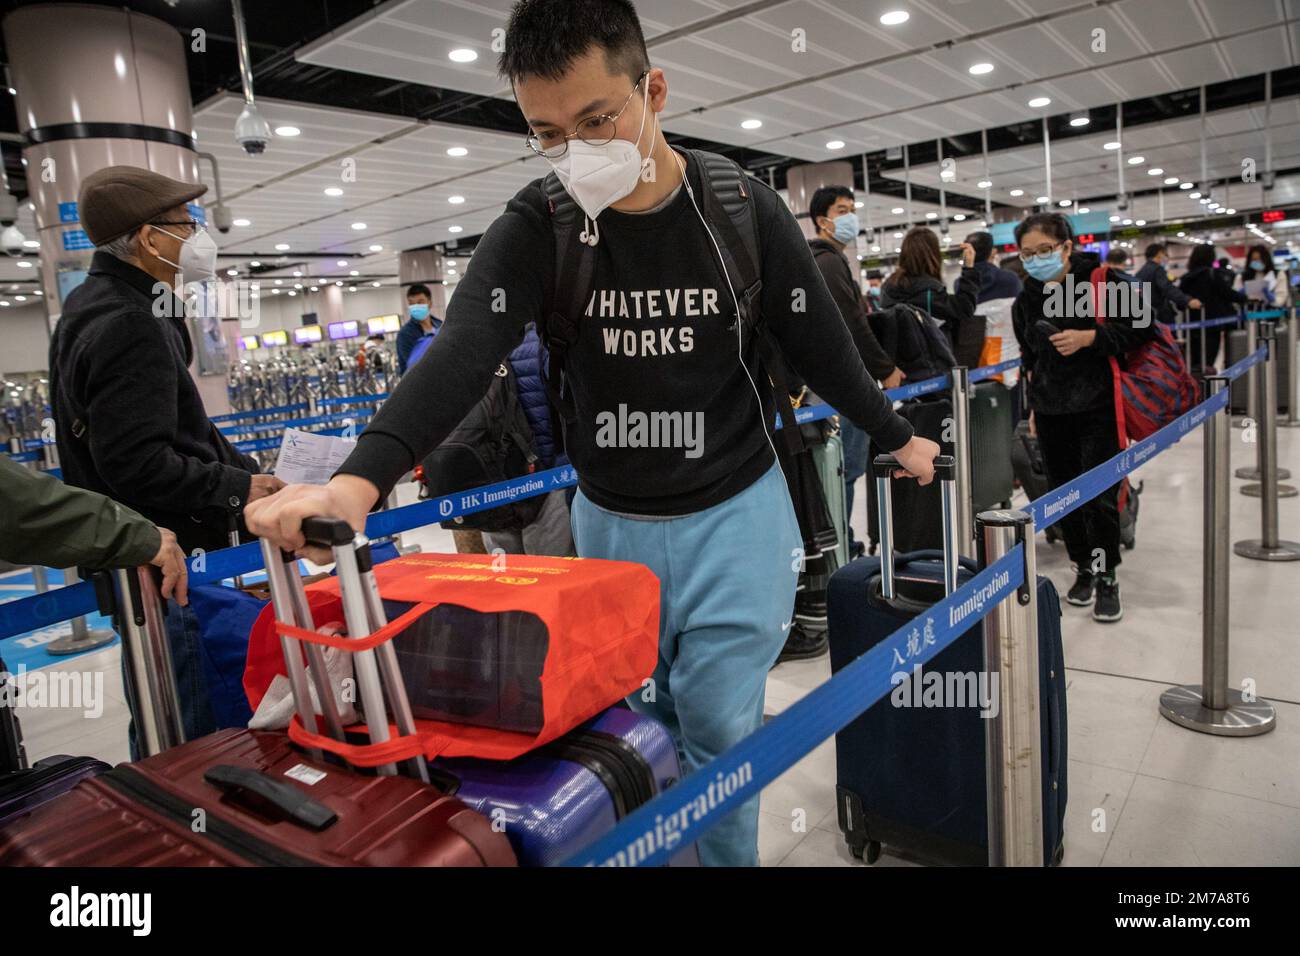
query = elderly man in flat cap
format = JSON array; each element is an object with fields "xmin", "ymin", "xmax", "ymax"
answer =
[{"xmin": 49, "ymin": 165, "xmax": 283, "ymax": 748}]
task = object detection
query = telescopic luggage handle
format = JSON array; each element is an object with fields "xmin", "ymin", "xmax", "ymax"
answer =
[
  {"xmin": 259, "ymin": 517, "xmax": 428, "ymax": 783},
  {"xmin": 106, "ymin": 565, "xmax": 186, "ymax": 757},
  {"xmin": 872, "ymin": 453, "xmax": 959, "ymax": 600}
]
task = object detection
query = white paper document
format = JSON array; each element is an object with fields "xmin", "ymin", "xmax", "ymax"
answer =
[{"xmin": 274, "ymin": 428, "xmax": 355, "ymax": 485}]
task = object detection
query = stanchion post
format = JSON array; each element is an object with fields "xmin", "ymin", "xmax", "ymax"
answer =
[
  {"xmin": 111, "ymin": 566, "xmax": 186, "ymax": 756},
  {"xmin": 1237, "ymin": 314, "xmax": 1292, "ymax": 481},
  {"xmin": 1182, "ymin": 308, "xmax": 1192, "ymax": 368},
  {"xmin": 977, "ymin": 508, "xmax": 1043, "ymax": 867},
  {"xmin": 1161, "ymin": 377, "xmax": 1278, "ymax": 734},
  {"xmin": 44, "ymin": 567, "xmax": 116, "ymax": 656},
  {"xmin": 950, "ymin": 366, "xmax": 975, "ymax": 558},
  {"xmin": 1235, "ymin": 322, "xmax": 1300, "ymax": 559},
  {"xmin": 1281, "ymin": 305, "xmax": 1300, "ymax": 428}
]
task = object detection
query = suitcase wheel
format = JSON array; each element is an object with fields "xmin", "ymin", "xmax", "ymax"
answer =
[
  {"xmin": 1051, "ymin": 841, "xmax": 1065, "ymax": 867},
  {"xmin": 865, "ymin": 840, "xmax": 882, "ymax": 864}
]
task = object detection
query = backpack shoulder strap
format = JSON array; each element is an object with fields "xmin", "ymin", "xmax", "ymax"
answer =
[{"xmin": 540, "ymin": 173, "xmax": 594, "ymax": 420}]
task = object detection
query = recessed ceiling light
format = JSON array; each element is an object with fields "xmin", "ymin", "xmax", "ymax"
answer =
[
  {"xmin": 871, "ymin": 244, "xmax": 880, "ymax": 252},
  {"xmin": 14, "ymin": 294, "xmax": 24, "ymax": 301},
  {"xmin": 336, "ymin": 260, "xmax": 348, "ymax": 267},
  {"xmin": 15, "ymin": 261, "xmax": 32, "ymax": 269},
  {"xmin": 324, "ymin": 187, "xmax": 343, "ymax": 197},
  {"xmin": 977, "ymin": 180, "xmax": 992, "ymax": 189},
  {"xmin": 894, "ymin": 247, "xmax": 902, "ymax": 252},
  {"xmin": 1109, "ymin": 215, "xmax": 1121, "ymax": 222},
  {"xmin": 1122, "ymin": 218, "xmax": 1133, "ymax": 225},
  {"xmin": 880, "ymin": 10, "xmax": 909, "ymax": 25},
  {"xmin": 1028, "ymin": 97, "xmax": 1051, "ymax": 108},
  {"xmin": 274, "ymin": 279, "xmax": 282, "ymax": 285},
  {"xmin": 893, "ymin": 231, "xmax": 904, "ymax": 238},
  {"xmin": 449, "ymin": 48, "xmax": 477, "ymax": 63},
  {"xmin": 372, "ymin": 281, "xmax": 382, "ymax": 287},
  {"xmin": 446, "ymin": 147, "xmax": 468, "ymax": 157},
  {"xmin": 1135, "ymin": 219, "xmax": 1146, "ymax": 226},
  {"xmin": 1179, "ymin": 182, "xmax": 1193, "ymax": 189},
  {"xmin": 953, "ymin": 214, "xmax": 966, "ymax": 221},
  {"xmin": 275, "ymin": 243, "xmax": 290, "ymax": 251},
  {"xmin": 334, "ymin": 281, "xmax": 342, "ymax": 287},
  {"xmin": 1147, "ymin": 167, "xmax": 1163, "ymax": 176},
  {"xmin": 1103, "ymin": 141, "xmax": 1121, "ymax": 150},
  {"xmin": 968, "ymin": 62, "xmax": 994, "ymax": 75},
  {"xmin": 741, "ymin": 119, "xmax": 762, "ymax": 130},
  {"xmin": 1058, "ymin": 199, "xmax": 1071, "ymax": 206},
  {"xmin": 249, "ymin": 260, "xmax": 260, "ymax": 267},
  {"xmin": 1199, "ymin": 198, "xmax": 1210, "ymax": 204},
  {"xmin": 925, "ymin": 211, "xmax": 937, "ymax": 219},
  {"xmin": 448, "ymin": 225, "xmax": 463, "ymax": 233},
  {"xmin": 1127, "ymin": 155, "xmax": 1144, "ymax": 165},
  {"xmin": 1226, "ymin": 208, "xmax": 1236, "ymax": 215},
  {"xmin": 1078, "ymin": 207, "xmax": 1090, "ymax": 214},
  {"xmin": 22, "ymin": 239, "xmax": 38, "ymax": 249},
  {"xmin": 272, "ymin": 289, "xmax": 281, "ymax": 295},
  {"xmin": 369, "ymin": 244, "xmax": 383, "ymax": 252},
  {"xmin": 890, "ymin": 206, "xmax": 905, "ymax": 215},
  {"xmin": 294, "ymin": 283, "xmax": 303, "ymax": 289},
  {"xmin": 1163, "ymin": 177, "xmax": 1179, "ymax": 185},
  {"xmin": 1177, "ymin": 231, "xmax": 1185, "ymax": 237},
  {"xmin": 1009, "ymin": 189, "xmax": 1024, "ymax": 197},
  {"xmin": 349, "ymin": 270, "xmax": 359, "ymax": 276},
  {"xmin": 826, "ymin": 140, "xmax": 845, "ymax": 150},
  {"xmin": 287, "ymin": 290, "xmax": 296, "ymax": 296},
  {"xmin": 448, "ymin": 195, "xmax": 465, "ymax": 204},
  {"xmin": 232, "ymin": 218, "xmax": 251, "ymax": 227},
  {"xmin": 1068, "ymin": 114, "xmax": 1090, "ymax": 127},
  {"xmin": 351, "ymin": 222, "xmax": 367, "ymax": 230},
  {"xmin": 1189, "ymin": 191, "xmax": 1201, "ymax": 199},
  {"xmin": 274, "ymin": 126, "xmax": 300, "ymax": 137},
  {"xmin": 1036, "ymin": 195, "xmax": 1050, "ymax": 203}
]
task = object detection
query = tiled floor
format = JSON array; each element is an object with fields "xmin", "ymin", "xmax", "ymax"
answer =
[{"xmin": 6, "ymin": 416, "xmax": 1299, "ymax": 867}]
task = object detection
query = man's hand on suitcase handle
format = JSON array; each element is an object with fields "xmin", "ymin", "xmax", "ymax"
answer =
[
  {"xmin": 888, "ymin": 435, "xmax": 942, "ymax": 485},
  {"xmin": 244, "ymin": 475, "xmax": 380, "ymax": 564}
]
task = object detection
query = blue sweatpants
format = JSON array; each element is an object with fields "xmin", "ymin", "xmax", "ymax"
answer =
[{"xmin": 570, "ymin": 462, "xmax": 802, "ymax": 866}]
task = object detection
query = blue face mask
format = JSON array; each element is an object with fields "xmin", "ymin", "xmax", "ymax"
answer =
[
  {"xmin": 828, "ymin": 212, "xmax": 860, "ymax": 245},
  {"xmin": 409, "ymin": 303, "xmax": 430, "ymax": 321},
  {"xmin": 1023, "ymin": 248, "xmax": 1065, "ymax": 282},
  {"xmin": 1250, "ymin": 260, "xmax": 1265, "ymax": 272}
]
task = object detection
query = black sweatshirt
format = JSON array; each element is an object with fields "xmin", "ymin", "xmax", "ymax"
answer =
[
  {"xmin": 337, "ymin": 151, "xmax": 913, "ymax": 515},
  {"xmin": 809, "ymin": 238, "xmax": 896, "ymax": 380}
]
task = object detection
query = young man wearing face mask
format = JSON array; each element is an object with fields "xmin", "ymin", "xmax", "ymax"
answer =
[
  {"xmin": 245, "ymin": 0, "xmax": 938, "ymax": 867},
  {"xmin": 50, "ymin": 165, "xmax": 283, "ymax": 747},
  {"xmin": 395, "ymin": 283, "xmax": 442, "ymax": 374}
]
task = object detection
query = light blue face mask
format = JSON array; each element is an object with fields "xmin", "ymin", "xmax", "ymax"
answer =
[
  {"xmin": 828, "ymin": 211, "xmax": 860, "ymax": 245},
  {"xmin": 409, "ymin": 303, "xmax": 430, "ymax": 321},
  {"xmin": 1250, "ymin": 260, "xmax": 1265, "ymax": 272},
  {"xmin": 1023, "ymin": 248, "xmax": 1065, "ymax": 282}
]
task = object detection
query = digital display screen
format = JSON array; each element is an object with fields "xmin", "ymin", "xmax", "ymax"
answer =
[
  {"xmin": 240, "ymin": 336, "xmax": 260, "ymax": 351},
  {"xmin": 328, "ymin": 320, "xmax": 360, "ymax": 340},
  {"xmin": 260, "ymin": 330, "xmax": 289, "ymax": 348},
  {"xmin": 1262, "ymin": 209, "xmax": 1285, "ymax": 223},
  {"xmin": 293, "ymin": 325, "xmax": 323, "ymax": 344},
  {"xmin": 368, "ymin": 314, "xmax": 402, "ymax": 335}
]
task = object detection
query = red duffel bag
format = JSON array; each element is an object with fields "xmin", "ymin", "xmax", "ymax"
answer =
[{"xmin": 244, "ymin": 552, "xmax": 660, "ymax": 763}]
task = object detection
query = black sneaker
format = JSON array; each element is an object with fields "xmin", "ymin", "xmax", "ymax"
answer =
[
  {"xmin": 1066, "ymin": 571, "xmax": 1096, "ymax": 607},
  {"xmin": 774, "ymin": 620, "xmax": 828, "ymax": 665},
  {"xmin": 1093, "ymin": 577, "xmax": 1122, "ymax": 622}
]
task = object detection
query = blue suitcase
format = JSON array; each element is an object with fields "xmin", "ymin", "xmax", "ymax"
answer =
[
  {"xmin": 828, "ymin": 456, "xmax": 1067, "ymax": 866},
  {"xmin": 430, "ymin": 706, "xmax": 700, "ymax": 868}
]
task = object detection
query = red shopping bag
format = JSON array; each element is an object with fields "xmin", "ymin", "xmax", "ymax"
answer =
[{"xmin": 244, "ymin": 552, "xmax": 660, "ymax": 762}]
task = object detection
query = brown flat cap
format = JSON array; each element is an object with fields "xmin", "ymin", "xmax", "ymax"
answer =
[{"xmin": 78, "ymin": 165, "xmax": 208, "ymax": 246}]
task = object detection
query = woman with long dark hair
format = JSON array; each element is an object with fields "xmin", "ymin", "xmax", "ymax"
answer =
[
  {"xmin": 1237, "ymin": 243, "xmax": 1290, "ymax": 308},
  {"xmin": 1179, "ymin": 244, "xmax": 1246, "ymax": 370},
  {"xmin": 1011, "ymin": 213, "xmax": 1156, "ymax": 622},
  {"xmin": 881, "ymin": 226, "xmax": 980, "ymax": 360}
]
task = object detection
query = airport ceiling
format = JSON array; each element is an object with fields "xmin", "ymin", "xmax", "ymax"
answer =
[{"xmin": 1, "ymin": 0, "xmax": 1299, "ymax": 287}]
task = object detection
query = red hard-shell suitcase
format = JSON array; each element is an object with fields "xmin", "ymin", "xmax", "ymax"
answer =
[
  {"xmin": 0, "ymin": 728, "xmax": 514, "ymax": 866},
  {"xmin": 0, "ymin": 521, "xmax": 517, "ymax": 867}
]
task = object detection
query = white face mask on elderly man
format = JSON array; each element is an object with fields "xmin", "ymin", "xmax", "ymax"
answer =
[{"xmin": 153, "ymin": 225, "xmax": 219, "ymax": 281}]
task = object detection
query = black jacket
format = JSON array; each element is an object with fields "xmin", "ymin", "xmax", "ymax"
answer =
[
  {"xmin": 1012, "ymin": 253, "xmax": 1158, "ymax": 416},
  {"xmin": 971, "ymin": 259, "xmax": 1023, "ymax": 304},
  {"xmin": 879, "ymin": 268, "xmax": 980, "ymax": 353},
  {"xmin": 1134, "ymin": 259, "xmax": 1192, "ymax": 324},
  {"xmin": 1179, "ymin": 266, "xmax": 1246, "ymax": 320},
  {"xmin": 809, "ymin": 238, "xmax": 895, "ymax": 380},
  {"xmin": 49, "ymin": 251, "xmax": 260, "ymax": 554}
]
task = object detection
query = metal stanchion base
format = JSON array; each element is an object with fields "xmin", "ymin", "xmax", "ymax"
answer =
[
  {"xmin": 1280, "ymin": 418, "xmax": 1300, "ymax": 428},
  {"xmin": 1159, "ymin": 685, "xmax": 1277, "ymax": 736},
  {"xmin": 1234, "ymin": 466, "xmax": 1291, "ymax": 480},
  {"xmin": 45, "ymin": 628, "xmax": 117, "ymax": 656},
  {"xmin": 1233, "ymin": 538, "xmax": 1300, "ymax": 561},
  {"xmin": 1239, "ymin": 483, "xmax": 1298, "ymax": 498}
]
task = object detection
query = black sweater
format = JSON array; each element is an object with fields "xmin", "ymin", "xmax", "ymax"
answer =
[
  {"xmin": 1012, "ymin": 254, "xmax": 1158, "ymax": 416},
  {"xmin": 336, "ymin": 152, "xmax": 913, "ymax": 516},
  {"xmin": 809, "ymin": 238, "xmax": 896, "ymax": 380},
  {"xmin": 1179, "ymin": 267, "xmax": 1246, "ymax": 320}
]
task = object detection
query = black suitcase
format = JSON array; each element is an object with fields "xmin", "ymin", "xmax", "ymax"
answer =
[
  {"xmin": 1226, "ymin": 324, "xmax": 1292, "ymax": 415},
  {"xmin": 1010, "ymin": 420, "xmax": 1064, "ymax": 545},
  {"xmin": 866, "ymin": 395, "xmax": 952, "ymax": 552},
  {"xmin": 829, "ymin": 456, "xmax": 1068, "ymax": 866},
  {"xmin": 969, "ymin": 381, "xmax": 1014, "ymax": 512}
]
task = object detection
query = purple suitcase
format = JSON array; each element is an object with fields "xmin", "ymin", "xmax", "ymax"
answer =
[{"xmin": 430, "ymin": 706, "xmax": 699, "ymax": 867}]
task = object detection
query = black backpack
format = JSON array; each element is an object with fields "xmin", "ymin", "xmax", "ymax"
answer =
[
  {"xmin": 417, "ymin": 361, "xmax": 543, "ymax": 532},
  {"xmin": 538, "ymin": 148, "xmax": 804, "ymax": 457},
  {"xmin": 866, "ymin": 302, "xmax": 957, "ymax": 383}
]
